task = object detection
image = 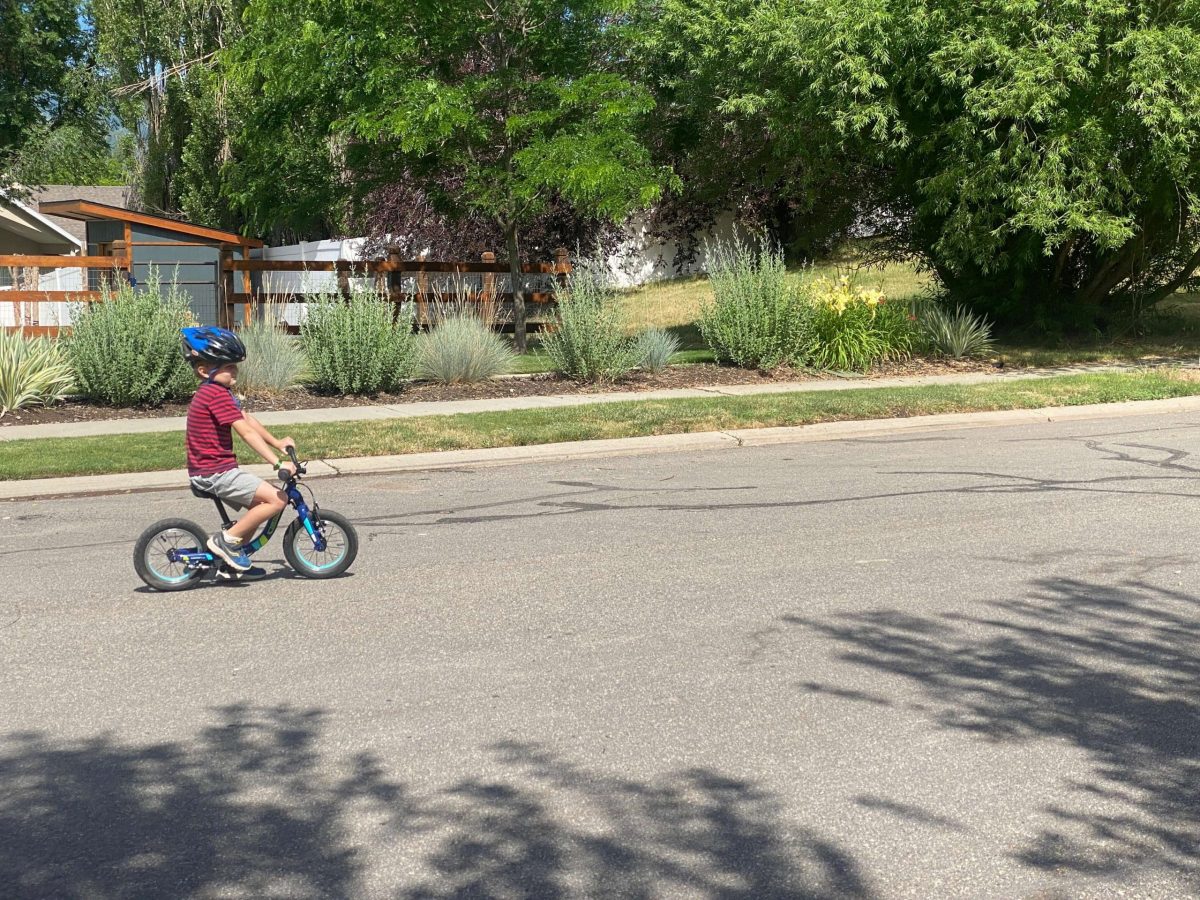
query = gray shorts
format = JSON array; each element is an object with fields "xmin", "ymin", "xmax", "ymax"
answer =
[{"xmin": 190, "ymin": 468, "xmax": 265, "ymax": 509}]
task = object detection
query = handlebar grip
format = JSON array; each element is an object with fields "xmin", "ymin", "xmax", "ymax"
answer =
[{"xmin": 286, "ymin": 446, "xmax": 300, "ymax": 466}]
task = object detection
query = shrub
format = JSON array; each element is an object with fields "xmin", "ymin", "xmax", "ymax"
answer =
[
  {"xmin": 0, "ymin": 330, "xmax": 75, "ymax": 417},
  {"xmin": 698, "ymin": 234, "xmax": 812, "ymax": 370},
  {"xmin": 67, "ymin": 275, "xmax": 195, "ymax": 406},
  {"xmin": 300, "ymin": 282, "xmax": 418, "ymax": 394},
  {"xmin": 236, "ymin": 310, "xmax": 308, "ymax": 394},
  {"xmin": 542, "ymin": 263, "xmax": 640, "ymax": 381},
  {"xmin": 418, "ymin": 313, "xmax": 515, "ymax": 384},
  {"xmin": 635, "ymin": 328, "xmax": 681, "ymax": 373},
  {"xmin": 807, "ymin": 276, "xmax": 915, "ymax": 372},
  {"xmin": 921, "ymin": 304, "xmax": 996, "ymax": 358}
]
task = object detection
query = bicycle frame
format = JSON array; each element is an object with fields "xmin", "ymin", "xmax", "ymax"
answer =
[{"xmin": 166, "ymin": 478, "xmax": 327, "ymax": 569}]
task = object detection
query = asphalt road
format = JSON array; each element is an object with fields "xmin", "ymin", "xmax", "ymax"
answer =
[{"xmin": 2, "ymin": 411, "xmax": 1200, "ymax": 899}]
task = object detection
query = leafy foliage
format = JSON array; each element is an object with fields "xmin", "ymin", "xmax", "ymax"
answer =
[
  {"xmin": 417, "ymin": 314, "xmax": 516, "ymax": 385},
  {"xmin": 543, "ymin": 265, "xmax": 641, "ymax": 381},
  {"xmin": 630, "ymin": 0, "xmax": 868, "ymax": 264},
  {"xmin": 233, "ymin": 0, "xmax": 675, "ymax": 349},
  {"xmin": 0, "ymin": 331, "xmax": 75, "ymax": 417},
  {"xmin": 0, "ymin": 0, "xmax": 93, "ymax": 151},
  {"xmin": 807, "ymin": 277, "xmax": 914, "ymax": 372},
  {"xmin": 698, "ymin": 235, "xmax": 812, "ymax": 369},
  {"xmin": 94, "ymin": 0, "xmax": 242, "ymax": 217},
  {"xmin": 919, "ymin": 304, "xmax": 996, "ymax": 359},
  {"xmin": 0, "ymin": 0, "xmax": 115, "ymax": 195},
  {"xmin": 9, "ymin": 123, "xmax": 131, "ymax": 187},
  {"xmin": 300, "ymin": 284, "xmax": 417, "ymax": 394},
  {"xmin": 635, "ymin": 328, "xmax": 681, "ymax": 373},
  {"xmin": 67, "ymin": 277, "xmax": 196, "ymax": 406},
  {"xmin": 704, "ymin": 0, "xmax": 1200, "ymax": 324}
]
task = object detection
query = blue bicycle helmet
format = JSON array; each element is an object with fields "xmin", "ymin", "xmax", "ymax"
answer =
[{"xmin": 181, "ymin": 326, "xmax": 247, "ymax": 366}]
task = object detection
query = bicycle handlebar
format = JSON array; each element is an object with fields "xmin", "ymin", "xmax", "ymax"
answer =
[{"xmin": 279, "ymin": 445, "xmax": 306, "ymax": 482}]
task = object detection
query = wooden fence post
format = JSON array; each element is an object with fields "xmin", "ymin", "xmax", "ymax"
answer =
[
  {"xmin": 336, "ymin": 263, "xmax": 351, "ymax": 299},
  {"xmin": 553, "ymin": 248, "xmax": 571, "ymax": 313},
  {"xmin": 481, "ymin": 251, "xmax": 496, "ymax": 303},
  {"xmin": 218, "ymin": 249, "xmax": 234, "ymax": 328},
  {"xmin": 240, "ymin": 244, "xmax": 254, "ymax": 326},
  {"xmin": 110, "ymin": 240, "xmax": 127, "ymax": 293},
  {"xmin": 373, "ymin": 258, "xmax": 388, "ymax": 296},
  {"xmin": 415, "ymin": 254, "xmax": 429, "ymax": 326},
  {"xmin": 387, "ymin": 249, "xmax": 403, "ymax": 318}
]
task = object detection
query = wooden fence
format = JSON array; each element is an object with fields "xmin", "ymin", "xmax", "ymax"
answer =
[
  {"xmin": 219, "ymin": 248, "xmax": 572, "ymax": 329},
  {"xmin": 0, "ymin": 251, "xmax": 130, "ymax": 336},
  {"xmin": 0, "ymin": 246, "xmax": 571, "ymax": 335}
]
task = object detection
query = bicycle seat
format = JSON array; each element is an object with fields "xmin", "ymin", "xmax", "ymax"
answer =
[{"xmin": 190, "ymin": 484, "xmax": 219, "ymax": 501}]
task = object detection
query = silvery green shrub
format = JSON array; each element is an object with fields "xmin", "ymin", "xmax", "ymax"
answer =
[
  {"xmin": 542, "ymin": 263, "xmax": 640, "ymax": 381},
  {"xmin": 698, "ymin": 234, "xmax": 813, "ymax": 370},
  {"xmin": 67, "ymin": 275, "xmax": 195, "ymax": 406},
  {"xmin": 635, "ymin": 327, "xmax": 681, "ymax": 373},
  {"xmin": 418, "ymin": 313, "xmax": 515, "ymax": 383},
  {"xmin": 301, "ymin": 283, "xmax": 417, "ymax": 394},
  {"xmin": 236, "ymin": 312, "xmax": 308, "ymax": 394}
]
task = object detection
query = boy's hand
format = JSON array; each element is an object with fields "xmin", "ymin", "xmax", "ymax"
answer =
[
  {"xmin": 278, "ymin": 459, "xmax": 298, "ymax": 479},
  {"xmin": 277, "ymin": 436, "xmax": 296, "ymax": 452}
]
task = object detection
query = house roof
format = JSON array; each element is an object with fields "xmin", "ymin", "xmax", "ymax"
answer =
[
  {"xmin": 0, "ymin": 195, "xmax": 82, "ymax": 253},
  {"xmin": 32, "ymin": 185, "xmax": 131, "ymax": 245},
  {"xmin": 37, "ymin": 199, "xmax": 263, "ymax": 249}
]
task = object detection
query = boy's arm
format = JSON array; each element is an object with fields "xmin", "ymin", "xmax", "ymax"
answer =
[
  {"xmin": 242, "ymin": 412, "xmax": 295, "ymax": 454},
  {"xmin": 232, "ymin": 418, "xmax": 295, "ymax": 473}
]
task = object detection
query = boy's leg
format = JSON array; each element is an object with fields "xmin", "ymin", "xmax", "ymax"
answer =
[
  {"xmin": 226, "ymin": 482, "xmax": 289, "ymax": 543},
  {"xmin": 202, "ymin": 471, "xmax": 282, "ymax": 571}
]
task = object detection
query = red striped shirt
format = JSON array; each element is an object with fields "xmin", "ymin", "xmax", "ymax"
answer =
[{"xmin": 186, "ymin": 383, "xmax": 244, "ymax": 476}]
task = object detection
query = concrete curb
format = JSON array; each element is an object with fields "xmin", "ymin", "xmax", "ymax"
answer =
[{"xmin": 6, "ymin": 394, "xmax": 1200, "ymax": 502}]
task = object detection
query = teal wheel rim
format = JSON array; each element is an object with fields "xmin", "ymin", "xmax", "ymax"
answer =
[
  {"xmin": 294, "ymin": 519, "xmax": 349, "ymax": 572},
  {"xmin": 146, "ymin": 528, "xmax": 199, "ymax": 584}
]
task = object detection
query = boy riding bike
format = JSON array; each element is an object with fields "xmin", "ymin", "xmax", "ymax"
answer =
[{"xmin": 182, "ymin": 326, "xmax": 298, "ymax": 573}]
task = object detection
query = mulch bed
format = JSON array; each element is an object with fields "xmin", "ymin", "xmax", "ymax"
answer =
[{"xmin": 1, "ymin": 358, "xmax": 1007, "ymax": 427}]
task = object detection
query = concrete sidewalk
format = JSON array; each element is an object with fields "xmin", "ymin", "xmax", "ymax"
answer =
[
  {"xmin": 6, "ymin": 392, "xmax": 1200, "ymax": 502},
  {"xmin": 0, "ymin": 363, "xmax": 1167, "ymax": 442}
]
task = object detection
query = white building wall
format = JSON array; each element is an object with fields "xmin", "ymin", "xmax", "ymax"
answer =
[
  {"xmin": 257, "ymin": 212, "xmax": 740, "ymax": 308},
  {"xmin": 606, "ymin": 211, "xmax": 740, "ymax": 288}
]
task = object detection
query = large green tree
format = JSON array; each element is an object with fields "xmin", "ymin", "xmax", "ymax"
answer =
[
  {"xmin": 754, "ymin": 0, "xmax": 1200, "ymax": 327},
  {"xmin": 234, "ymin": 0, "xmax": 674, "ymax": 350},
  {"xmin": 94, "ymin": 0, "xmax": 243, "ymax": 215},
  {"xmin": 0, "ymin": 0, "xmax": 113, "ymax": 196},
  {"xmin": 9, "ymin": 123, "xmax": 131, "ymax": 186},
  {"xmin": 633, "ymin": 0, "xmax": 869, "ymax": 264}
]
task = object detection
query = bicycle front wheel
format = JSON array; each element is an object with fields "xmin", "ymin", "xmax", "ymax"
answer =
[{"xmin": 283, "ymin": 509, "xmax": 358, "ymax": 579}]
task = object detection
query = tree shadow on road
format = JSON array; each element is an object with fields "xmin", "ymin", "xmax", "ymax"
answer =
[
  {"xmin": 784, "ymin": 576, "xmax": 1200, "ymax": 881},
  {"xmin": 0, "ymin": 705, "xmax": 873, "ymax": 899}
]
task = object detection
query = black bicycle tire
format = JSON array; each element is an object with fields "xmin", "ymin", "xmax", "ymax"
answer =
[
  {"xmin": 134, "ymin": 518, "xmax": 208, "ymax": 592},
  {"xmin": 283, "ymin": 509, "xmax": 358, "ymax": 579}
]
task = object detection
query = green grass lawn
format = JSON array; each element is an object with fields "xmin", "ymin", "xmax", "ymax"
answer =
[
  {"xmin": 517, "ymin": 249, "xmax": 1200, "ymax": 372},
  {"xmin": 511, "ymin": 251, "xmax": 925, "ymax": 372},
  {"xmin": 525, "ymin": 245, "xmax": 1200, "ymax": 371},
  {"xmin": 4, "ymin": 371, "xmax": 1197, "ymax": 481}
]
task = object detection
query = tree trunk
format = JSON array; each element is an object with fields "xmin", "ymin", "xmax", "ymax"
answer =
[
  {"xmin": 1146, "ymin": 244, "xmax": 1200, "ymax": 307},
  {"xmin": 506, "ymin": 224, "xmax": 527, "ymax": 353},
  {"xmin": 1077, "ymin": 237, "xmax": 1141, "ymax": 308}
]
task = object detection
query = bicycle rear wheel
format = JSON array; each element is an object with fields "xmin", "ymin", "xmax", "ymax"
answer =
[{"xmin": 134, "ymin": 518, "xmax": 208, "ymax": 592}]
